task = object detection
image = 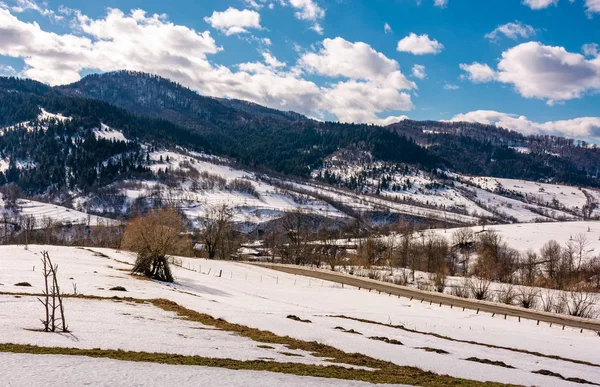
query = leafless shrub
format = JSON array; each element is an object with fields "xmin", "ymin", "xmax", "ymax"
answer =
[
  {"xmin": 553, "ymin": 294, "xmax": 568, "ymax": 315},
  {"xmin": 451, "ymin": 283, "xmax": 471, "ymax": 299},
  {"xmin": 497, "ymin": 285, "xmax": 517, "ymax": 305},
  {"xmin": 563, "ymin": 286, "xmax": 598, "ymax": 319},
  {"xmin": 389, "ymin": 275, "xmax": 408, "ymax": 286},
  {"xmin": 367, "ymin": 269, "xmax": 382, "ymax": 280},
  {"xmin": 517, "ymin": 286, "xmax": 540, "ymax": 309},
  {"xmin": 416, "ymin": 278, "xmax": 432, "ymax": 291},
  {"xmin": 540, "ymin": 289, "xmax": 557, "ymax": 313},
  {"xmin": 431, "ymin": 270, "xmax": 447, "ymax": 293},
  {"xmin": 467, "ymin": 278, "xmax": 492, "ymax": 300}
]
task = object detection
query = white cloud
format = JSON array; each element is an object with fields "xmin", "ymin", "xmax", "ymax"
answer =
[
  {"xmin": 262, "ymin": 51, "xmax": 285, "ymax": 68},
  {"xmin": 288, "ymin": 0, "xmax": 324, "ymax": 21},
  {"xmin": 0, "ymin": 7, "xmax": 417, "ymax": 125},
  {"xmin": 321, "ymin": 80, "xmax": 414, "ymax": 124},
  {"xmin": 459, "ymin": 62, "xmax": 497, "ymax": 83},
  {"xmin": 522, "ymin": 0, "xmax": 558, "ymax": 10},
  {"xmin": 582, "ymin": 43, "xmax": 599, "ymax": 57},
  {"xmin": 3, "ymin": 0, "xmax": 62, "ymax": 21},
  {"xmin": 0, "ymin": 63, "xmax": 16, "ymax": 75},
  {"xmin": 444, "ymin": 82, "xmax": 459, "ymax": 90},
  {"xmin": 397, "ymin": 33, "xmax": 444, "ymax": 55},
  {"xmin": 384, "ymin": 22, "xmax": 392, "ymax": 34},
  {"xmin": 461, "ymin": 42, "xmax": 600, "ymax": 104},
  {"xmin": 287, "ymin": 0, "xmax": 324, "ymax": 32},
  {"xmin": 522, "ymin": 0, "xmax": 599, "ymax": 16},
  {"xmin": 586, "ymin": 0, "xmax": 600, "ymax": 15},
  {"xmin": 241, "ymin": 0, "xmax": 325, "ymax": 31},
  {"xmin": 242, "ymin": 0, "xmax": 264, "ymax": 9},
  {"xmin": 412, "ymin": 64, "xmax": 426, "ymax": 79},
  {"xmin": 299, "ymin": 37, "xmax": 416, "ymax": 89},
  {"xmin": 485, "ymin": 21, "xmax": 536, "ymax": 41},
  {"xmin": 296, "ymin": 37, "xmax": 416, "ymax": 123},
  {"xmin": 377, "ymin": 115, "xmax": 409, "ymax": 125},
  {"xmin": 449, "ymin": 110, "xmax": 600, "ymax": 142},
  {"xmin": 204, "ymin": 7, "xmax": 261, "ymax": 36},
  {"xmin": 434, "ymin": 0, "xmax": 448, "ymax": 8},
  {"xmin": 497, "ymin": 42, "xmax": 600, "ymax": 104},
  {"xmin": 310, "ymin": 23, "xmax": 323, "ymax": 35}
]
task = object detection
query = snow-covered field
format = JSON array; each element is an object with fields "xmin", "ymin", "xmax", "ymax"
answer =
[
  {"xmin": 0, "ymin": 195, "xmax": 118, "ymax": 227},
  {"xmin": 0, "ymin": 353, "xmax": 395, "ymax": 387},
  {"xmin": 1, "ymin": 245, "xmax": 599, "ymax": 386},
  {"xmin": 439, "ymin": 221, "xmax": 600, "ymax": 257}
]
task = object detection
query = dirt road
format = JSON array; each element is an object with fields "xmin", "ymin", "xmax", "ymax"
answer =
[{"xmin": 251, "ymin": 263, "xmax": 600, "ymax": 332}]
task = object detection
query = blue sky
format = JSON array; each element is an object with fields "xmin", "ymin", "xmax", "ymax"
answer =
[{"xmin": 1, "ymin": 0, "xmax": 600, "ymax": 141}]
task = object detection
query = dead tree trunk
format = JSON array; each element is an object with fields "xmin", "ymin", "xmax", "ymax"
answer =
[{"xmin": 38, "ymin": 251, "xmax": 69, "ymax": 332}]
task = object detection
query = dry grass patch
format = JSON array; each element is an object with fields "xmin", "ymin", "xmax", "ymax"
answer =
[
  {"xmin": 0, "ymin": 293, "xmax": 513, "ymax": 386},
  {"xmin": 329, "ymin": 315, "xmax": 600, "ymax": 368}
]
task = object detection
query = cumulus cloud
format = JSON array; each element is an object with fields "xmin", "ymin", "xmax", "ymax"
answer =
[
  {"xmin": 287, "ymin": 0, "xmax": 325, "ymax": 32},
  {"xmin": 4, "ymin": 0, "xmax": 62, "ymax": 21},
  {"xmin": 434, "ymin": 0, "xmax": 448, "ymax": 7},
  {"xmin": 585, "ymin": 0, "xmax": 600, "ymax": 15},
  {"xmin": 444, "ymin": 83, "xmax": 459, "ymax": 90},
  {"xmin": 461, "ymin": 42, "xmax": 600, "ymax": 104},
  {"xmin": 449, "ymin": 110, "xmax": 600, "ymax": 142},
  {"xmin": 397, "ymin": 33, "xmax": 444, "ymax": 55},
  {"xmin": 522, "ymin": 0, "xmax": 599, "ymax": 16},
  {"xmin": 522, "ymin": 0, "xmax": 558, "ymax": 10},
  {"xmin": 0, "ymin": 7, "xmax": 416, "ymax": 126},
  {"xmin": 204, "ymin": 7, "xmax": 261, "ymax": 35},
  {"xmin": 412, "ymin": 64, "xmax": 426, "ymax": 79},
  {"xmin": 497, "ymin": 42, "xmax": 600, "ymax": 104},
  {"xmin": 0, "ymin": 63, "xmax": 16, "ymax": 75},
  {"xmin": 485, "ymin": 21, "xmax": 536, "ymax": 41},
  {"xmin": 582, "ymin": 43, "xmax": 599, "ymax": 57},
  {"xmin": 322, "ymin": 80, "xmax": 414, "ymax": 124},
  {"xmin": 299, "ymin": 37, "xmax": 416, "ymax": 88},
  {"xmin": 297, "ymin": 37, "xmax": 416, "ymax": 123},
  {"xmin": 459, "ymin": 62, "xmax": 497, "ymax": 83},
  {"xmin": 384, "ymin": 22, "xmax": 392, "ymax": 34}
]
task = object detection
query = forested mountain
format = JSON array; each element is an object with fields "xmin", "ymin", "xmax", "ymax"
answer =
[
  {"xmin": 388, "ymin": 120, "xmax": 600, "ymax": 186},
  {"xmin": 1, "ymin": 71, "xmax": 599, "ymax": 204},
  {"xmin": 58, "ymin": 71, "xmax": 600, "ymax": 186}
]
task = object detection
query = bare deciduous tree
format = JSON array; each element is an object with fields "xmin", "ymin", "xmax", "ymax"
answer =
[{"xmin": 197, "ymin": 204, "xmax": 235, "ymax": 260}]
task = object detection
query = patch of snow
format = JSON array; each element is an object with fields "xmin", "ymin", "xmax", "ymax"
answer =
[
  {"xmin": 93, "ymin": 123, "xmax": 128, "ymax": 142},
  {"xmin": 0, "ymin": 353, "xmax": 393, "ymax": 387}
]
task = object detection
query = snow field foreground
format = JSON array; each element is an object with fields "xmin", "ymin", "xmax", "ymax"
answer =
[
  {"xmin": 1, "ymin": 245, "xmax": 599, "ymax": 386},
  {"xmin": 0, "ymin": 353, "xmax": 406, "ymax": 387}
]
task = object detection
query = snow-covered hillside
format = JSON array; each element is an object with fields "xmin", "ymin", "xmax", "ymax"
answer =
[
  {"xmin": 0, "ymin": 108, "xmax": 71, "ymax": 136},
  {"xmin": 311, "ymin": 155, "xmax": 595, "ymax": 225},
  {"xmin": 93, "ymin": 123, "xmax": 128, "ymax": 142},
  {"xmin": 0, "ymin": 194, "xmax": 117, "ymax": 227},
  {"xmin": 442, "ymin": 221, "xmax": 600, "ymax": 257},
  {"xmin": 1, "ymin": 245, "xmax": 598, "ymax": 386}
]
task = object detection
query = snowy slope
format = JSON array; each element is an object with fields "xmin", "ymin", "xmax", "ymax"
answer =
[
  {"xmin": 93, "ymin": 123, "xmax": 128, "ymax": 142},
  {"xmin": 1, "ymin": 245, "xmax": 598, "ymax": 387},
  {"xmin": 0, "ymin": 353, "xmax": 399, "ymax": 387},
  {"xmin": 440, "ymin": 221, "xmax": 600, "ymax": 257},
  {"xmin": 0, "ymin": 108, "xmax": 71, "ymax": 136},
  {"xmin": 0, "ymin": 195, "xmax": 118, "ymax": 227},
  {"xmin": 462, "ymin": 176, "xmax": 599, "ymax": 218}
]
